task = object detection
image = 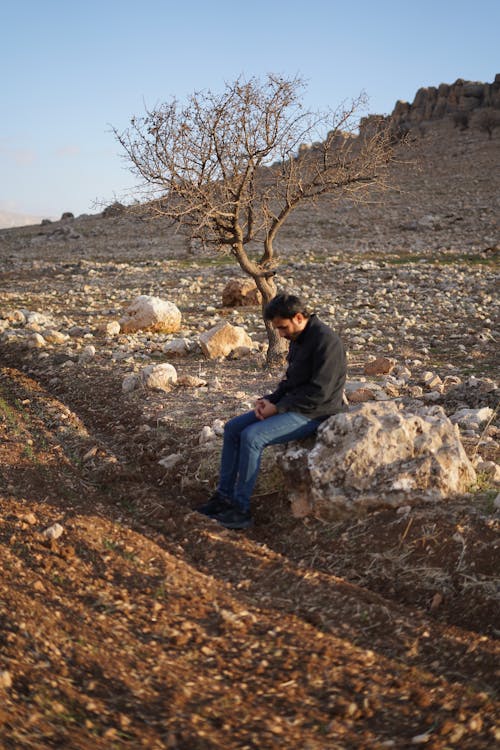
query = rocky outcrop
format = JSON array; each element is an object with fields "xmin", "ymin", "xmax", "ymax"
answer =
[
  {"xmin": 277, "ymin": 402, "xmax": 476, "ymax": 520},
  {"xmin": 391, "ymin": 74, "xmax": 500, "ymax": 126}
]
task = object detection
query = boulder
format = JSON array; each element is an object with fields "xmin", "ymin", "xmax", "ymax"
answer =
[
  {"xmin": 277, "ymin": 401, "xmax": 476, "ymax": 520},
  {"xmin": 222, "ymin": 279, "xmax": 262, "ymax": 307},
  {"xmin": 140, "ymin": 363, "xmax": 178, "ymax": 392},
  {"xmin": 120, "ymin": 295, "xmax": 181, "ymax": 334},
  {"xmin": 199, "ymin": 321, "xmax": 253, "ymax": 359}
]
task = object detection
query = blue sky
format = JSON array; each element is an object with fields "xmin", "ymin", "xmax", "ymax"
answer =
[{"xmin": 1, "ymin": 0, "xmax": 498, "ymax": 220}]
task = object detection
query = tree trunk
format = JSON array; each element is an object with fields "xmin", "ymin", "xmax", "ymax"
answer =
[{"xmin": 255, "ymin": 275, "xmax": 288, "ymax": 368}]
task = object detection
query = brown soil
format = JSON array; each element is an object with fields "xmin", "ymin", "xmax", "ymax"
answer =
[{"xmin": 0, "ymin": 350, "xmax": 498, "ymax": 749}]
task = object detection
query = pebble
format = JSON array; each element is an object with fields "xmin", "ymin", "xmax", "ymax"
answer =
[
  {"xmin": 0, "ymin": 671, "xmax": 12, "ymax": 689},
  {"xmin": 42, "ymin": 523, "xmax": 64, "ymax": 540},
  {"xmin": 158, "ymin": 453, "xmax": 183, "ymax": 470}
]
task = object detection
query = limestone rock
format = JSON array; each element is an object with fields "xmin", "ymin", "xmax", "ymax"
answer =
[
  {"xmin": 277, "ymin": 401, "xmax": 476, "ymax": 519},
  {"xmin": 199, "ymin": 426, "xmax": 216, "ymax": 444},
  {"xmin": 120, "ymin": 295, "xmax": 181, "ymax": 334},
  {"xmin": 42, "ymin": 523, "xmax": 64, "ymax": 540},
  {"xmin": 122, "ymin": 373, "xmax": 138, "ymax": 393},
  {"xmin": 163, "ymin": 338, "xmax": 191, "ymax": 356},
  {"xmin": 222, "ymin": 278, "xmax": 262, "ymax": 307},
  {"xmin": 79, "ymin": 345, "xmax": 96, "ymax": 363},
  {"xmin": 140, "ymin": 363, "xmax": 177, "ymax": 391},
  {"xmin": 97, "ymin": 320, "xmax": 121, "ymax": 336},
  {"xmin": 450, "ymin": 407, "xmax": 494, "ymax": 431},
  {"xmin": 364, "ymin": 357, "xmax": 396, "ymax": 376},
  {"xmin": 475, "ymin": 460, "xmax": 500, "ymax": 484},
  {"xmin": 42, "ymin": 329, "xmax": 69, "ymax": 344},
  {"xmin": 421, "ymin": 371, "xmax": 443, "ymax": 390},
  {"xmin": 199, "ymin": 321, "xmax": 253, "ymax": 359},
  {"xmin": 27, "ymin": 333, "xmax": 46, "ymax": 348},
  {"xmin": 158, "ymin": 453, "xmax": 182, "ymax": 470}
]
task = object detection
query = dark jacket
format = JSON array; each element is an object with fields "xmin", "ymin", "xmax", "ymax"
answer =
[{"xmin": 264, "ymin": 314, "xmax": 347, "ymax": 419}]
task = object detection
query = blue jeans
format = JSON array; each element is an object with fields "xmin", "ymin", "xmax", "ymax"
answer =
[{"xmin": 217, "ymin": 411, "xmax": 322, "ymax": 512}]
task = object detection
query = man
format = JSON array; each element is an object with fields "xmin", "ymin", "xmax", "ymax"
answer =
[{"xmin": 197, "ymin": 293, "xmax": 347, "ymax": 529}]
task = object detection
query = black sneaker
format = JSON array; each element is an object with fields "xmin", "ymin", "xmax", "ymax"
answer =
[
  {"xmin": 214, "ymin": 507, "xmax": 253, "ymax": 530},
  {"xmin": 196, "ymin": 492, "xmax": 232, "ymax": 517}
]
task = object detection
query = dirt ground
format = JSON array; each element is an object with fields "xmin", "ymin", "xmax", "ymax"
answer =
[{"xmin": 0, "ymin": 331, "xmax": 499, "ymax": 748}]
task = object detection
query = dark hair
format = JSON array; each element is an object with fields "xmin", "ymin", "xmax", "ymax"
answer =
[{"xmin": 264, "ymin": 293, "xmax": 311, "ymax": 321}]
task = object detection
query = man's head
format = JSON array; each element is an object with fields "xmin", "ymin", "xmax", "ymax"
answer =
[{"xmin": 264, "ymin": 293, "xmax": 311, "ymax": 340}]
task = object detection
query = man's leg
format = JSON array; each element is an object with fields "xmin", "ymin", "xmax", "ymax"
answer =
[
  {"xmin": 197, "ymin": 411, "xmax": 259, "ymax": 516},
  {"xmin": 217, "ymin": 411, "xmax": 259, "ymax": 499},
  {"xmin": 227, "ymin": 412, "xmax": 321, "ymax": 514}
]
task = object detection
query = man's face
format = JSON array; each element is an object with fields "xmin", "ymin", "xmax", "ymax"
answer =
[{"xmin": 271, "ymin": 313, "xmax": 307, "ymax": 340}]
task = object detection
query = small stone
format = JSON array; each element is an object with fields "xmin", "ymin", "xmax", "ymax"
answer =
[
  {"xmin": 347, "ymin": 388, "xmax": 377, "ymax": 403},
  {"xmin": 42, "ymin": 523, "xmax": 64, "ymax": 540},
  {"xmin": 163, "ymin": 338, "xmax": 191, "ymax": 356},
  {"xmin": 364, "ymin": 356, "xmax": 396, "ymax": 376},
  {"xmin": 122, "ymin": 373, "xmax": 138, "ymax": 393},
  {"xmin": 177, "ymin": 375, "xmax": 206, "ymax": 387},
  {"xmin": 409, "ymin": 385, "xmax": 424, "ymax": 398},
  {"xmin": 475, "ymin": 460, "xmax": 500, "ymax": 483},
  {"xmin": 79, "ymin": 345, "xmax": 96, "ymax": 362},
  {"xmin": 212, "ymin": 419, "xmax": 225, "ymax": 436},
  {"xmin": 0, "ymin": 671, "xmax": 12, "ymax": 689},
  {"xmin": 421, "ymin": 371, "xmax": 443, "ymax": 389},
  {"xmin": 140, "ymin": 363, "xmax": 178, "ymax": 391},
  {"xmin": 158, "ymin": 454, "xmax": 182, "ymax": 470},
  {"xmin": 27, "ymin": 332, "xmax": 46, "ymax": 349},
  {"xmin": 43, "ymin": 329, "xmax": 69, "ymax": 344},
  {"xmin": 199, "ymin": 426, "xmax": 216, "ymax": 444},
  {"xmin": 97, "ymin": 320, "xmax": 121, "ymax": 336}
]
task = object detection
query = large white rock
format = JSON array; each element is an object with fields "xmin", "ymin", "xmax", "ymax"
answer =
[
  {"xmin": 277, "ymin": 402, "xmax": 476, "ymax": 520},
  {"xmin": 199, "ymin": 321, "xmax": 253, "ymax": 359},
  {"xmin": 120, "ymin": 295, "xmax": 181, "ymax": 334},
  {"xmin": 140, "ymin": 363, "xmax": 177, "ymax": 391}
]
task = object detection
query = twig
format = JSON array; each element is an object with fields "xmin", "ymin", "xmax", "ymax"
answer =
[{"xmin": 399, "ymin": 517, "xmax": 413, "ymax": 547}]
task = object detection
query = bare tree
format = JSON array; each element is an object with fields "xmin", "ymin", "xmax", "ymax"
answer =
[{"xmin": 115, "ymin": 75, "xmax": 394, "ymax": 364}]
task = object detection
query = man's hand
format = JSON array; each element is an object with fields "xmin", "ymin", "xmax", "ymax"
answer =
[{"xmin": 254, "ymin": 398, "xmax": 278, "ymax": 420}]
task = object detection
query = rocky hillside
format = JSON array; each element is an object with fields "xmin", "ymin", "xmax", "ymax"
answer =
[{"xmin": 0, "ymin": 76, "xmax": 498, "ymax": 749}]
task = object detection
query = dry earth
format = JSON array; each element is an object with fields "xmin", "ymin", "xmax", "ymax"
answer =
[{"xmin": 0, "ymin": 121, "xmax": 499, "ymax": 749}]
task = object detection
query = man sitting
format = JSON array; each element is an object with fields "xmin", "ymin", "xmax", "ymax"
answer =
[{"xmin": 197, "ymin": 292, "xmax": 347, "ymax": 529}]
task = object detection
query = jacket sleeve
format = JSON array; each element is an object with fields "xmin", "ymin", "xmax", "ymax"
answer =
[{"xmin": 273, "ymin": 334, "xmax": 344, "ymax": 413}]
